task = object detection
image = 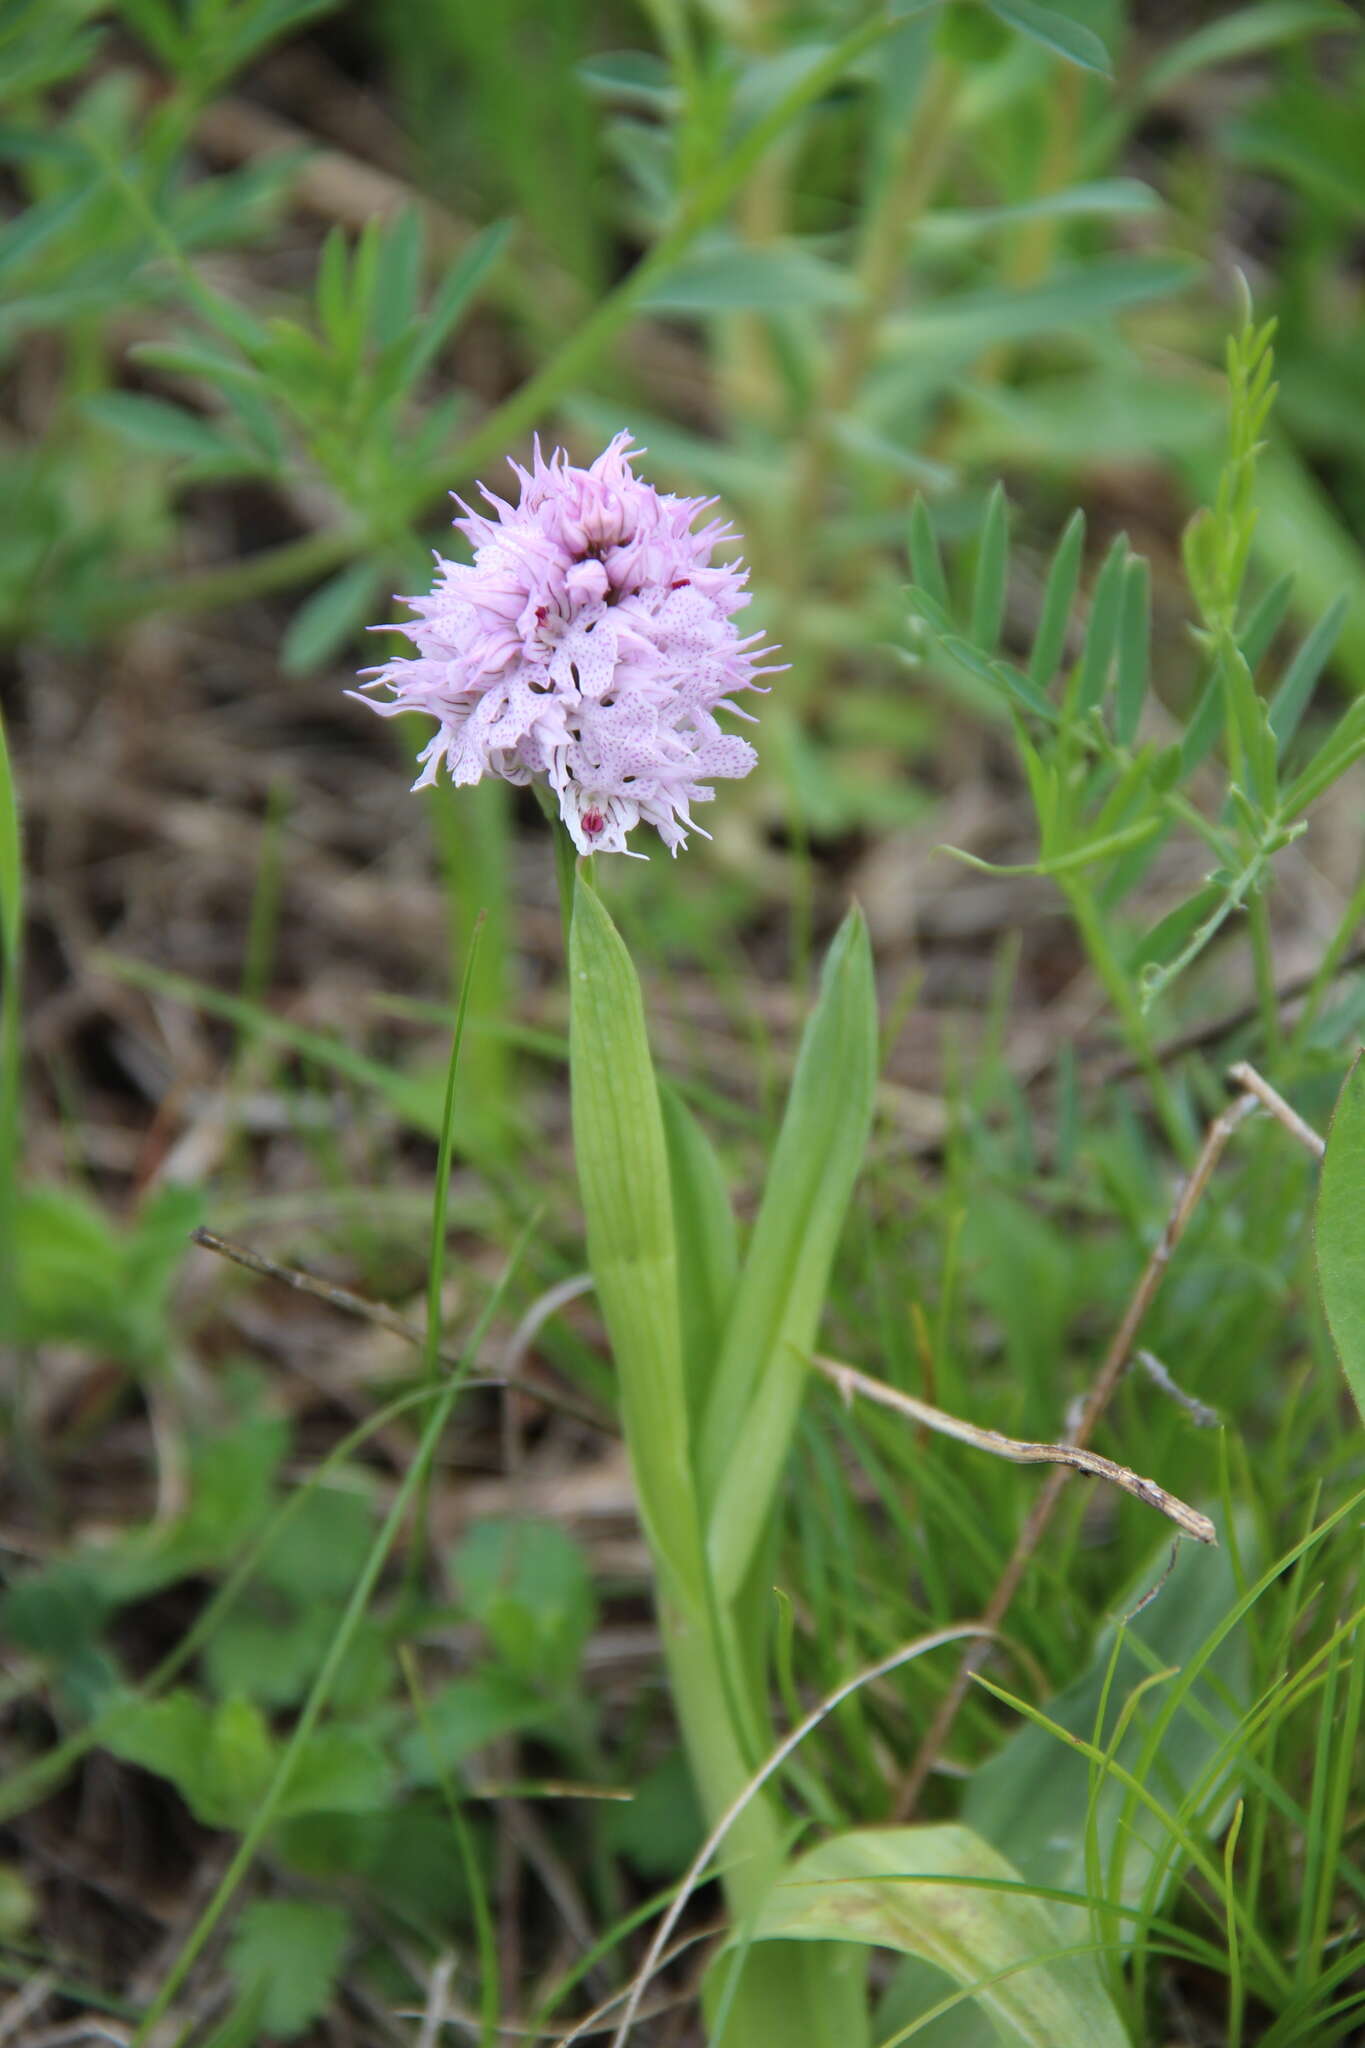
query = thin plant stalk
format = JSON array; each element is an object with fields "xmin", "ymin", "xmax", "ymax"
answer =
[{"xmin": 129, "ymin": 1124, "xmax": 533, "ymax": 2047}]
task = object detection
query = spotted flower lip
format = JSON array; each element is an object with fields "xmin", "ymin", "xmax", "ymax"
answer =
[{"xmin": 353, "ymin": 432, "xmax": 781, "ymax": 855}]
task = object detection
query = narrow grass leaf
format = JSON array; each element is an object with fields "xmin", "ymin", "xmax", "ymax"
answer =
[
  {"xmin": 1115, "ymin": 555, "xmax": 1151, "ymax": 745},
  {"xmin": 987, "ymin": 1, "xmax": 1112, "ymax": 74},
  {"xmin": 370, "ymin": 206, "xmax": 423, "ymax": 347},
  {"xmin": 1029, "ymin": 509, "xmax": 1085, "ymax": 689},
  {"xmin": 1140, "ymin": 2, "xmax": 1355, "ymax": 102},
  {"xmin": 1126, "ymin": 882, "xmax": 1226, "ymax": 978},
  {"xmin": 881, "ymin": 259, "xmax": 1195, "ymax": 365},
  {"xmin": 1315, "ymin": 1053, "xmax": 1365, "ymax": 1422},
  {"xmin": 963, "ymin": 1536, "xmax": 1249, "ymax": 1928},
  {"xmin": 1241, "ymin": 568, "xmax": 1298, "ymax": 672},
  {"xmin": 940, "ymin": 635, "xmax": 1060, "ymax": 725},
  {"xmin": 1281, "ymin": 697, "xmax": 1365, "ymax": 817},
  {"xmin": 640, "ymin": 239, "xmax": 856, "ymax": 312},
  {"xmin": 403, "ymin": 218, "xmax": 514, "ymax": 387},
  {"xmin": 127, "ymin": 1219, "xmax": 540, "ymax": 2047},
  {"xmin": 1268, "ymin": 592, "xmax": 1348, "ymax": 753},
  {"xmin": 1174, "ymin": 572, "xmax": 1299, "ymax": 779},
  {"xmin": 1073, "ymin": 533, "xmax": 1129, "ymax": 719},
  {"xmin": 701, "ymin": 907, "xmax": 877, "ymax": 1602},
  {"xmin": 969, "ymin": 483, "xmax": 1010, "ymax": 655},
  {"xmin": 569, "ymin": 877, "xmax": 702, "ymax": 1602},
  {"xmin": 751, "ymin": 1825, "xmax": 1127, "ymax": 2047},
  {"xmin": 909, "ymin": 498, "xmax": 950, "ymax": 613},
  {"xmin": 281, "ymin": 561, "xmax": 387, "ymax": 675},
  {"xmin": 96, "ymin": 951, "xmax": 448, "ymax": 1135},
  {"xmin": 82, "ymin": 392, "xmax": 237, "ymax": 461}
]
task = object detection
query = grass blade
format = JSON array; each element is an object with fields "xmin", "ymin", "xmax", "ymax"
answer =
[
  {"xmin": 1268, "ymin": 592, "xmax": 1348, "ymax": 753},
  {"xmin": 1316, "ymin": 1053, "xmax": 1365, "ymax": 1423},
  {"xmin": 1072, "ymin": 533, "xmax": 1129, "ymax": 719},
  {"xmin": 909, "ymin": 497, "xmax": 950, "ymax": 613},
  {"xmin": 969, "ymin": 483, "xmax": 1010, "ymax": 655},
  {"xmin": 1029, "ymin": 509, "xmax": 1086, "ymax": 689}
]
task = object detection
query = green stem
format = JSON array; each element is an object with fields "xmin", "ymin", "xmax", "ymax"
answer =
[
  {"xmin": 1064, "ymin": 878, "xmax": 1193, "ymax": 1162},
  {"xmin": 660, "ymin": 1599, "xmax": 869, "ymax": 2045}
]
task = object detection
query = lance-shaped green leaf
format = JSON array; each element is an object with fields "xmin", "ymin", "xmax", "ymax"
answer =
[
  {"xmin": 701, "ymin": 906, "xmax": 877, "ymax": 1601},
  {"xmin": 969, "ymin": 483, "xmax": 1010, "ymax": 654},
  {"xmin": 660, "ymin": 1082, "xmax": 739, "ymax": 1428},
  {"xmin": 569, "ymin": 878, "xmax": 703, "ymax": 1605},
  {"xmin": 750, "ymin": 1825, "xmax": 1128, "ymax": 2048},
  {"xmin": 1029, "ymin": 507, "xmax": 1085, "ymax": 689},
  {"xmin": 1316, "ymin": 1053, "xmax": 1365, "ymax": 1423}
]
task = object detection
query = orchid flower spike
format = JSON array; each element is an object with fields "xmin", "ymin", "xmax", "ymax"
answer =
[{"xmin": 354, "ymin": 433, "xmax": 780, "ymax": 856}]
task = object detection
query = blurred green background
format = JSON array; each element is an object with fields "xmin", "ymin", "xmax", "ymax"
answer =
[{"xmin": 3, "ymin": 2, "xmax": 1365, "ymax": 2042}]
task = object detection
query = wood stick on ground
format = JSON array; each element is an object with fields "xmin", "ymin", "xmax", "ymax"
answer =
[
  {"xmin": 190, "ymin": 1227, "xmax": 614, "ymax": 1436},
  {"xmin": 892, "ymin": 1062, "xmax": 1325, "ymax": 1819},
  {"xmin": 814, "ymin": 1355, "xmax": 1216, "ymax": 1544}
]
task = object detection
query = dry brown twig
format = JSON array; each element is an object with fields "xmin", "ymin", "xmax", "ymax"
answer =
[
  {"xmin": 813, "ymin": 1355, "xmax": 1217, "ymax": 1545},
  {"xmin": 189, "ymin": 1226, "xmax": 614, "ymax": 1436},
  {"xmin": 891, "ymin": 1060, "xmax": 1327, "ymax": 1819}
]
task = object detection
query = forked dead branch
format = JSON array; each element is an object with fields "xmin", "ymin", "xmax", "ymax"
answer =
[{"xmin": 893, "ymin": 1061, "xmax": 1329, "ymax": 1819}]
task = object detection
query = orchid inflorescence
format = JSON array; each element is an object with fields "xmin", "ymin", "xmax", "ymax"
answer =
[{"xmin": 355, "ymin": 433, "xmax": 780, "ymax": 855}]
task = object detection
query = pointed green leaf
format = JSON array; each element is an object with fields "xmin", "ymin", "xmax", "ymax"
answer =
[
  {"xmin": 281, "ymin": 561, "xmax": 386, "ymax": 675},
  {"xmin": 1029, "ymin": 509, "xmax": 1085, "ymax": 689},
  {"xmin": 1268, "ymin": 592, "xmax": 1347, "ymax": 753},
  {"xmin": 402, "ymin": 219, "xmax": 514, "ymax": 387},
  {"xmin": 1281, "ymin": 697, "xmax": 1365, "ymax": 818},
  {"xmin": 940, "ymin": 636, "xmax": 1060, "ymax": 725},
  {"xmin": 701, "ymin": 907, "xmax": 877, "ymax": 1601},
  {"xmin": 371, "ymin": 206, "xmax": 424, "ymax": 347},
  {"xmin": 909, "ymin": 498, "xmax": 950, "ymax": 614},
  {"xmin": 569, "ymin": 878, "xmax": 702, "ymax": 1601},
  {"xmin": 752, "ymin": 1825, "xmax": 1127, "ymax": 2047},
  {"xmin": 969, "ymin": 483, "xmax": 1010, "ymax": 655},
  {"xmin": 1072, "ymin": 533, "xmax": 1129, "ymax": 719},
  {"xmin": 314, "ymin": 224, "xmax": 350, "ymax": 348},
  {"xmin": 986, "ymin": 1, "xmax": 1113, "ymax": 74},
  {"xmin": 1140, "ymin": 2, "xmax": 1355, "ymax": 103},
  {"xmin": 660, "ymin": 1082, "xmax": 739, "ymax": 1425},
  {"xmin": 1126, "ymin": 882, "xmax": 1226, "ymax": 979},
  {"xmin": 82, "ymin": 391, "xmax": 236, "ymax": 461},
  {"xmin": 1316, "ymin": 1053, "xmax": 1365, "ymax": 1423},
  {"xmin": 641, "ymin": 239, "xmax": 857, "ymax": 312}
]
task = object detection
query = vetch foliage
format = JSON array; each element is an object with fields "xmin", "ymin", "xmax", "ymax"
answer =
[{"xmin": 3, "ymin": 5, "xmax": 1365, "ymax": 2044}]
